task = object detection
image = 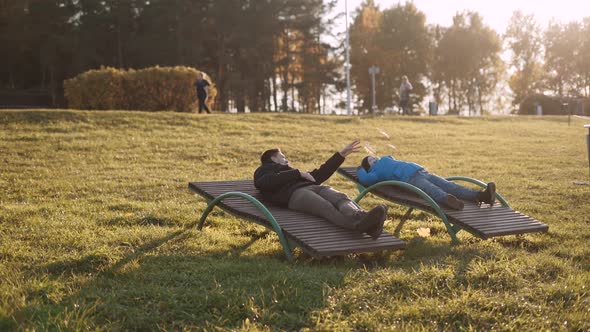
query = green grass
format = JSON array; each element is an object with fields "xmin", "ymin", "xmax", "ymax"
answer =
[{"xmin": 1, "ymin": 110, "xmax": 589, "ymax": 330}]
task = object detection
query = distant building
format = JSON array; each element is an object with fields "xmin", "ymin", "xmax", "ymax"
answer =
[{"xmin": 519, "ymin": 94, "xmax": 589, "ymax": 116}]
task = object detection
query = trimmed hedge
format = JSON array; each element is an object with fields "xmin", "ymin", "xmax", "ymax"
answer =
[{"xmin": 64, "ymin": 66, "xmax": 216, "ymax": 112}]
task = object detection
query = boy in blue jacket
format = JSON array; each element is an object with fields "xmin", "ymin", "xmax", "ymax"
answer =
[{"xmin": 358, "ymin": 155, "xmax": 496, "ymax": 210}]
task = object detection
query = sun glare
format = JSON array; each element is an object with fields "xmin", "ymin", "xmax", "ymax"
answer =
[{"xmin": 343, "ymin": 0, "xmax": 590, "ymax": 33}]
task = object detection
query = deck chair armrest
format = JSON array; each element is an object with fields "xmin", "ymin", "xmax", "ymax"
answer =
[
  {"xmin": 445, "ymin": 176, "xmax": 509, "ymax": 207},
  {"xmin": 354, "ymin": 180, "xmax": 459, "ymax": 242},
  {"xmin": 354, "ymin": 181, "xmax": 446, "ymax": 215},
  {"xmin": 196, "ymin": 191, "xmax": 293, "ymax": 260}
]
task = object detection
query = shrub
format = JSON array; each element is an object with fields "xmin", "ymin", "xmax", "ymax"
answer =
[{"xmin": 64, "ymin": 66, "xmax": 217, "ymax": 112}]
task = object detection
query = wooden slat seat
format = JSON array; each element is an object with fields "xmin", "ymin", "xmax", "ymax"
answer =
[
  {"xmin": 189, "ymin": 180, "xmax": 405, "ymax": 260},
  {"xmin": 337, "ymin": 167, "xmax": 548, "ymax": 241}
]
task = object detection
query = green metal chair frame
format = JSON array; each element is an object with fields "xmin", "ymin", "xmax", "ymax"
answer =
[
  {"xmin": 197, "ymin": 192, "xmax": 295, "ymax": 261},
  {"xmin": 351, "ymin": 176, "xmax": 507, "ymax": 243}
]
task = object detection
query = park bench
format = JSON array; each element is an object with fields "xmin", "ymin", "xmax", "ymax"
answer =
[
  {"xmin": 337, "ymin": 167, "xmax": 549, "ymax": 243},
  {"xmin": 189, "ymin": 180, "xmax": 406, "ymax": 261}
]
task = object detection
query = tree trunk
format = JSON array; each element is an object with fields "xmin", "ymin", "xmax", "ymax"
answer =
[
  {"xmin": 49, "ymin": 65, "xmax": 56, "ymax": 106},
  {"xmin": 477, "ymin": 85, "xmax": 485, "ymax": 115},
  {"xmin": 271, "ymin": 75, "xmax": 278, "ymax": 111},
  {"xmin": 265, "ymin": 79, "xmax": 271, "ymax": 112},
  {"xmin": 117, "ymin": 16, "xmax": 123, "ymax": 68},
  {"xmin": 40, "ymin": 63, "xmax": 46, "ymax": 91},
  {"xmin": 290, "ymin": 75, "xmax": 295, "ymax": 112},
  {"xmin": 236, "ymin": 91, "xmax": 245, "ymax": 113},
  {"xmin": 216, "ymin": 33, "xmax": 227, "ymax": 112},
  {"xmin": 175, "ymin": 0, "xmax": 184, "ymax": 65},
  {"xmin": 250, "ymin": 85, "xmax": 259, "ymax": 112},
  {"xmin": 281, "ymin": 59, "xmax": 290, "ymax": 110},
  {"xmin": 314, "ymin": 84, "xmax": 323, "ymax": 114},
  {"xmin": 281, "ymin": 29, "xmax": 290, "ymax": 112},
  {"xmin": 452, "ymin": 80, "xmax": 459, "ymax": 114},
  {"xmin": 467, "ymin": 89, "xmax": 473, "ymax": 116}
]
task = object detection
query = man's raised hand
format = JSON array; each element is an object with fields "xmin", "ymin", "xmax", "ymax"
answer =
[{"xmin": 339, "ymin": 139, "xmax": 361, "ymax": 158}]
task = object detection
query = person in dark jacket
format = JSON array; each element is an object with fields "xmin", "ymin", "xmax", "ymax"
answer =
[
  {"xmin": 254, "ymin": 140, "xmax": 388, "ymax": 239},
  {"xmin": 195, "ymin": 73, "xmax": 211, "ymax": 114},
  {"xmin": 399, "ymin": 75, "xmax": 412, "ymax": 115},
  {"xmin": 358, "ymin": 155, "xmax": 496, "ymax": 210}
]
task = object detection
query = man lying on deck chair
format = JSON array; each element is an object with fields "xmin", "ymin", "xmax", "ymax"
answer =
[
  {"xmin": 359, "ymin": 155, "xmax": 496, "ymax": 211},
  {"xmin": 254, "ymin": 140, "xmax": 388, "ymax": 240}
]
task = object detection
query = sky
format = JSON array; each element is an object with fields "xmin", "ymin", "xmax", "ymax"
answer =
[
  {"xmin": 338, "ymin": 0, "xmax": 590, "ymax": 34},
  {"xmin": 328, "ymin": 0, "xmax": 589, "ymax": 114}
]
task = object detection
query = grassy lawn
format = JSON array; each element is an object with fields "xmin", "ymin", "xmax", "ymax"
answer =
[{"xmin": 1, "ymin": 110, "xmax": 589, "ymax": 330}]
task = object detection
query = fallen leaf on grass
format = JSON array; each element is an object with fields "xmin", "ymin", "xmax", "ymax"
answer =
[{"xmin": 417, "ymin": 227, "xmax": 431, "ymax": 237}]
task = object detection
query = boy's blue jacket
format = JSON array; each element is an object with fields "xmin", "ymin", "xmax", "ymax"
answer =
[{"xmin": 357, "ymin": 155, "xmax": 423, "ymax": 185}]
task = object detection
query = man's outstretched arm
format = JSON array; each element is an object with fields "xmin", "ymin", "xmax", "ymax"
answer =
[{"xmin": 310, "ymin": 140, "xmax": 361, "ymax": 184}]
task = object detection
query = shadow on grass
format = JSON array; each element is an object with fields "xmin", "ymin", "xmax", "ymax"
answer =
[
  {"xmin": 15, "ymin": 229, "xmax": 347, "ymax": 330},
  {"xmin": 13, "ymin": 209, "xmax": 548, "ymax": 330},
  {"xmin": 99, "ymin": 213, "xmax": 177, "ymax": 227},
  {"xmin": 493, "ymin": 235, "xmax": 549, "ymax": 253}
]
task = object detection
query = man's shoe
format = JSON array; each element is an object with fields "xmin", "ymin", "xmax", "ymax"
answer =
[
  {"xmin": 366, "ymin": 205, "xmax": 388, "ymax": 240},
  {"xmin": 445, "ymin": 194, "xmax": 464, "ymax": 210},
  {"xmin": 352, "ymin": 210, "xmax": 367, "ymax": 222},
  {"xmin": 354, "ymin": 205, "xmax": 386, "ymax": 234}
]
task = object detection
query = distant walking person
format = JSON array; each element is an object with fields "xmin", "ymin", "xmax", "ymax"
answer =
[
  {"xmin": 399, "ymin": 75, "xmax": 412, "ymax": 115},
  {"xmin": 195, "ymin": 73, "xmax": 211, "ymax": 114}
]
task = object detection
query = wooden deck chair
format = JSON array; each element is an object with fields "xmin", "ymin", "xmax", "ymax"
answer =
[
  {"xmin": 189, "ymin": 180, "xmax": 405, "ymax": 261},
  {"xmin": 337, "ymin": 167, "xmax": 548, "ymax": 243}
]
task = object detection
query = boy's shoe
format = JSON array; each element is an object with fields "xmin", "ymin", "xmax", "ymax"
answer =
[
  {"xmin": 445, "ymin": 194, "xmax": 464, "ymax": 210},
  {"xmin": 477, "ymin": 182, "xmax": 496, "ymax": 206},
  {"xmin": 485, "ymin": 182, "xmax": 496, "ymax": 206}
]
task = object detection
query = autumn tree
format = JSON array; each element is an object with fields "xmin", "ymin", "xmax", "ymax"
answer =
[
  {"xmin": 505, "ymin": 11, "xmax": 543, "ymax": 106},
  {"xmin": 377, "ymin": 2, "xmax": 431, "ymax": 112},
  {"xmin": 543, "ymin": 21, "xmax": 578, "ymax": 97},
  {"xmin": 580, "ymin": 17, "xmax": 590, "ymax": 97},
  {"xmin": 434, "ymin": 12, "xmax": 502, "ymax": 114},
  {"xmin": 429, "ymin": 24, "xmax": 447, "ymax": 108},
  {"xmin": 349, "ymin": 0, "xmax": 382, "ymax": 112},
  {"xmin": 0, "ymin": 0, "xmax": 340, "ymax": 112},
  {"xmin": 1, "ymin": 0, "xmax": 78, "ymax": 103}
]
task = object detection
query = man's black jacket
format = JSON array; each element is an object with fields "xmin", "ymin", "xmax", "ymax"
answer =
[{"xmin": 253, "ymin": 152, "xmax": 345, "ymax": 207}]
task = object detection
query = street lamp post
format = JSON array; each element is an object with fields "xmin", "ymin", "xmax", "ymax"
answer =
[
  {"xmin": 345, "ymin": 0, "xmax": 351, "ymax": 116},
  {"xmin": 368, "ymin": 65, "xmax": 379, "ymax": 114},
  {"xmin": 585, "ymin": 124, "xmax": 590, "ymax": 179}
]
